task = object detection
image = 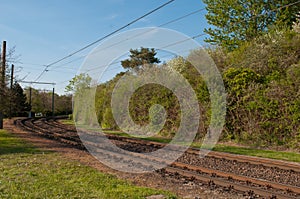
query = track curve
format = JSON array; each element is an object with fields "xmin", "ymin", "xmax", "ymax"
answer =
[{"xmin": 15, "ymin": 117, "xmax": 300, "ymax": 199}]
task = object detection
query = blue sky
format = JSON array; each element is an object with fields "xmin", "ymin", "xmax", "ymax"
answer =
[{"xmin": 0, "ymin": 0, "xmax": 210, "ymax": 94}]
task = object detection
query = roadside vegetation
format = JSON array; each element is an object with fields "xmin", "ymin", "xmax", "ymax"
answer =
[
  {"xmin": 61, "ymin": 4, "xmax": 300, "ymax": 152},
  {"xmin": 0, "ymin": 130, "xmax": 176, "ymax": 198},
  {"xmin": 68, "ymin": 22, "xmax": 300, "ymax": 150}
]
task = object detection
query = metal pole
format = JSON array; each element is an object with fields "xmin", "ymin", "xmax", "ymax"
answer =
[
  {"xmin": 29, "ymin": 87, "xmax": 32, "ymax": 118},
  {"xmin": 1, "ymin": 41, "xmax": 6, "ymax": 86},
  {"xmin": 10, "ymin": 64, "xmax": 14, "ymax": 89},
  {"xmin": 0, "ymin": 41, "xmax": 6, "ymax": 129},
  {"xmin": 52, "ymin": 87, "xmax": 55, "ymax": 116},
  {"xmin": 9, "ymin": 64, "xmax": 14, "ymax": 118}
]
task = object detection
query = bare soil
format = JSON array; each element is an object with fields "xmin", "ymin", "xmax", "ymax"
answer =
[{"xmin": 4, "ymin": 119, "xmax": 245, "ymax": 199}]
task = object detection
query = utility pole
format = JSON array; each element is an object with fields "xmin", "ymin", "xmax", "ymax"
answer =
[
  {"xmin": 9, "ymin": 64, "xmax": 14, "ymax": 118},
  {"xmin": 10, "ymin": 64, "xmax": 14, "ymax": 89},
  {"xmin": 0, "ymin": 41, "xmax": 6, "ymax": 129},
  {"xmin": 52, "ymin": 87, "xmax": 55, "ymax": 117},
  {"xmin": 1, "ymin": 41, "xmax": 5, "ymax": 86},
  {"xmin": 29, "ymin": 87, "xmax": 32, "ymax": 118}
]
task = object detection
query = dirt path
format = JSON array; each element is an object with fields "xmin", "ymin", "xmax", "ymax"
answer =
[{"xmin": 4, "ymin": 119, "xmax": 244, "ymax": 199}]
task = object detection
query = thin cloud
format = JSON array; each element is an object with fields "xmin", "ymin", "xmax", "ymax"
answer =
[
  {"xmin": 139, "ymin": 18, "xmax": 151, "ymax": 24},
  {"xmin": 104, "ymin": 13, "xmax": 119, "ymax": 21}
]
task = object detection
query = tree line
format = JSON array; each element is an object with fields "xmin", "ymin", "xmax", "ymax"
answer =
[
  {"xmin": 0, "ymin": 80, "xmax": 72, "ymax": 117},
  {"xmin": 23, "ymin": 88, "xmax": 72, "ymax": 116},
  {"xmin": 68, "ymin": 2, "xmax": 299, "ymax": 149}
]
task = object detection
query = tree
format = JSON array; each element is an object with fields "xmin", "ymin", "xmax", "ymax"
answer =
[
  {"xmin": 23, "ymin": 87, "xmax": 72, "ymax": 116},
  {"xmin": 0, "ymin": 45, "xmax": 19, "ymax": 117},
  {"xmin": 121, "ymin": 47, "xmax": 160, "ymax": 72},
  {"xmin": 10, "ymin": 83, "xmax": 30, "ymax": 116},
  {"xmin": 203, "ymin": 0, "xmax": 300, "ymax": 51},
  {"xmin": 275, "ymin": 0, "xmax": 300, "ymax": 28},
  {"xmin": 65, "ymin": 73, "xmax": 92, "ymax": 94},
  {"xmin": 55, "ymin": 94, "xmax": 72, "ymax": 115}
]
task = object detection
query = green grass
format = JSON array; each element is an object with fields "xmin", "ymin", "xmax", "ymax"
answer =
[
  {"xmin": 212, "ymin": 144, "xmax": 300, "ymax": 163},
  {"xmin": 0, "ymin": 130, "xmax": 176, "ymax": 199},
  {"xmin": 60, "ymin": 119, "xmax": 300, "ymax": 163},
  {"xmin": 0, "ymin": 130, "xmax": 39, "ymax": 155},
  {"xmin": 60, "ymin": 119, "xmax": 75, "ymax": 125}
]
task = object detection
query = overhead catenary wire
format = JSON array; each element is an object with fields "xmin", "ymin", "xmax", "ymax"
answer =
[
  {"xmin": 81, "ymin": 32, "xmax": 207, "ymax": 73},
  {"xmin": 49, "ymin": 7, "xmax": 207, "ymax": 71},
  {"xmin": 55, "ymin": 44, "xmax": 208, "ymax": 87},
  {"xmin": 33, "ymin": 0, "xmax": 176, "ymax": 82},
  {"xmin": 8, "ymin": 60, "xmax": 78, "ymax": 70},
  {"xmin": 33, "ymin": 0, "xmax": 300, "ymax": 87},
  {"xmin": 38, "ymin": 0, "xmax": 300, "ymax": 74},
  {"xmin": 31, "ymin": 7, "xmax": 208, "ymax": 88}
]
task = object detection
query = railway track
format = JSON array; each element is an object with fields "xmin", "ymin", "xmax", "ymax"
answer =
[{"xmin": 15, "ymin": 117, "xmax": 300, "ymax": 198}]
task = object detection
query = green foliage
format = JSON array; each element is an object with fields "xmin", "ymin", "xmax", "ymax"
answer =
[
  {"xmin": 91, "ymin": 26, "xmax": 299, "ymax": 149},
  {"xmin": 167, "ymin": 56, "xmax": 211, "ymax": 137},
  {"xmin": 225, "ymin": 27, "xmax": 300, "ymax": 76},
  {"xmin": 65, "ymin": 73, "xmax": 92, "ymax": 94},
  {"xmin": 95, "ymin": 73, "xmax": 124, "ymax": 129},
  {"xmin": 102, "ymin": 108, "xmax": 117, "ymax": 129},
  {"xmin": 218, "ymin": 27, "xmax": 300, "ymax": 148},
  {"xmin": 121, "ymin": 47, "xmax": 160, "ymax": 72},
  {"xmin": 203, "ymin": 0, "xmax": 300, "ymax": 51},
  {"xmin": 9, "ymin": 83, "xmax": 30, "ymax": 117},
  {"xmin": 0, "ymin": 82, "xmax": 30, "ymax": 117},
  {"xmin": 128, "ymin": 83, "xmax": 180, "ymax": 136},
  {"xmin": 24, "ymin": 88, "xmax": 72, "ymax": 116},
  {"xmin": 275, "ymin": 0, "xmax": 300, "ymax": 28},
  {"xmin": 223, "ymin": 68, "xmax": 262, "ymax": 96}
]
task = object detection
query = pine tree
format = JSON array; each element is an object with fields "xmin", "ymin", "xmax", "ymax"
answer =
[
  {"xmin": 11, "ymin": 83, "xmax": 30, "ymax": 116},
  {"xmin": 121, "ymin": 47, "xmax": 160, "ymax": 72}
]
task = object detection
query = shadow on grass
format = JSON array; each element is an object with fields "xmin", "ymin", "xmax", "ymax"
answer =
[{"xmin": 0, "ymin": 130, "xmax": 40, "ymax": 155}]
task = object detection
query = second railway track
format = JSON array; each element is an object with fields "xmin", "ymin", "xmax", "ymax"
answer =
[{"xmin": 15, "ymin": 117, "xmax": 300, "ymax": 199}]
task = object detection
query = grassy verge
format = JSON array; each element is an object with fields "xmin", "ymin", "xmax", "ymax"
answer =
[
  {"xmin": 211, "ymin": 144, "xmax": 300, "ymax": 163},
  {"xmin": 60, "ymin": 119, "xmax": 75, "ymax": 125},
  {"xmin": 0, "ymin": 130, "xmax": 176, "ymax": 199},
  {"xmin": 60, "ymin": 119, "xmax": 300, "ymax": 163}
]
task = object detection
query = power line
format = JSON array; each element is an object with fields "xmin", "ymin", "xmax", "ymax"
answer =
[
  {"xmin": 49, "ymin": 7, "xmax": 206, "ymax": 71},
  {"xmin": 159, "ymin": 7, "xmax": 206, "ymax": 27},
  {"xmin": 8, "ymin": 60, "xmax": 77, "ymax": 71},
  {"xmin": 54, "ymin": 0, "xmax": 300, "ymax": 86},
  {"xmin": 82, "ymin": 32, "xmax": 206, "ymax": 73},
  {"xmin": 98, "ymin": 48, "xmax": 197, "ymax": 73},
  {"xmin": 34, "ymin": 0, "xmax": 175, "ymax": 82},
  {"xmin": 47, "ymin": 0, "xmax": 300, "ymax": 74},
  {"xmin": 9, "ymin": 7, "xmax": 206, "ymax": 76},
  {"xmin": 7, "ymin": 60, "xmax": 47, "ymax": 67},
  {"xmin": 160, "ymin": 33, "xmax": 206, "ymax": 49},
  {"xmin": 34, "ymin": 0, "xmax": 300, "ymax": 84}
]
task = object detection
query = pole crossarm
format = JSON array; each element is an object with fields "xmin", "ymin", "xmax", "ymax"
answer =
[{"xmin": 17, "ymin": 81, "xmax": 56, "ymax": 85}]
